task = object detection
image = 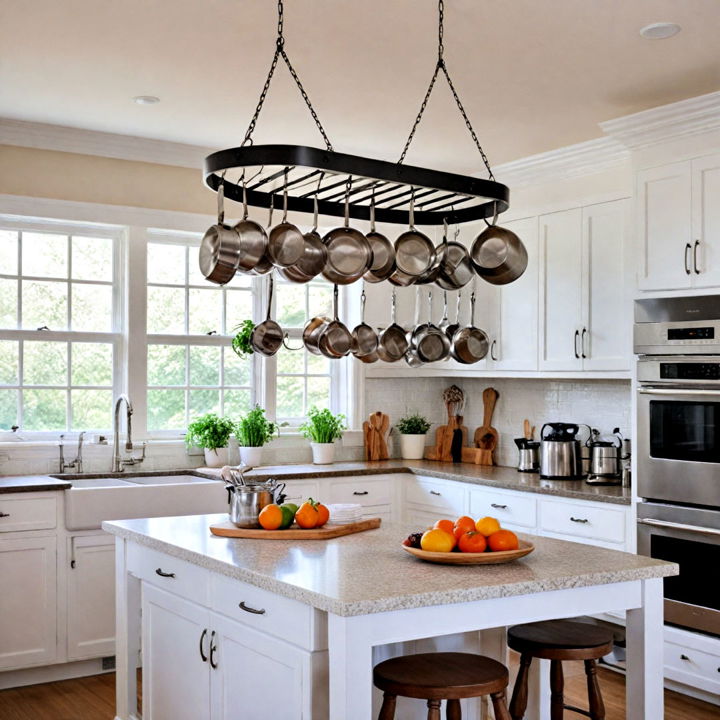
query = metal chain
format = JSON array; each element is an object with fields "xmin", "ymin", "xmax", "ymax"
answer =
[
  {"xmin": 398, "ymin": 0, "xmax": 494, "ymax": 179},
  {"xmin": 241, "ymin": 0, "xmax": 333, "ymax": 150}
]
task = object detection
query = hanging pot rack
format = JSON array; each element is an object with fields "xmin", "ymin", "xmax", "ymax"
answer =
[{"xmin": 203, "ymin": 0, "xmax": 509, "ymax": 227}]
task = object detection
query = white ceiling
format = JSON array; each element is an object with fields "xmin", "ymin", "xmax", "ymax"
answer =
[{"xmin": 1, "ymin": 0, "xmax": 719, "ymax": 173}]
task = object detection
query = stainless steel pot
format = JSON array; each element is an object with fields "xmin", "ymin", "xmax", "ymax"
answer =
[
  {"xmin": 363, "ymin": 197, "xmax": 396, "ymax": 283},
  {"xmin": 450, "ymin": 291, "xmax": 489, "ymax": 364},
  {"xmin": 277, "ymin": 191, "xmax": 327, "ymax": 282},
  {"xmin": 199, "ymin": 182, "xmax": 242, "ymax": 285},
  {"xmin": 228, "ymin": 479, "xmax": 286, "ymax": 528},
  {"xmin": 318, "ymin": 284, "xmax": 353, "ymax": 358},
  {"xmin": 376, "ymin": 289, "xmax": 408, "ymax": 363},
  {"xmin": 539, "ymin": 423, "xmax": 583, "ymax": 479},
  {"xmin": 412, "ymin": 290, "xmax": 450, "ymax": 363},
  {"xmin": 267, "ymin": 171, "xmax": 305, "ymax": 268},
  {"xmin": 250, "ymin": 274, "xmax": 284, "ymax": 357},
  {"xmin": 232, "ymin": 181, "xmax": 269, "ymax": 273},
  {"xmin": 351, "ymin": 287, "xmax": 378, "ymax": 358},
  {"xmin": 393, "ymin": 191, "xmax": 435, "ymax": 280},
  {"xmin": 470, "ymin": 219, "xmax": 528, "ymax": 285}
]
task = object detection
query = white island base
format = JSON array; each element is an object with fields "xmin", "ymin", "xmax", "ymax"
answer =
[{"xmin": 105, "ymin": 514, "xmax": 675, "ymax": 720}]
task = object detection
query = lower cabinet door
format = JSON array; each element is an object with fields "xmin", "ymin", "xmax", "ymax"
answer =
[
  {"xmin": 67, "ymin": 533, "xmax": 116, "ymax": 660},
  {"xmin": 142, "ymin": 584, "xmax": 211, "ymax": 720}
]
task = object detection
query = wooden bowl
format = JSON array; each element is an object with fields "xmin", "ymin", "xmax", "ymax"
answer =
[{"xmin": 401, "ymin": 539, "xmax": 534, "ymax": 565}]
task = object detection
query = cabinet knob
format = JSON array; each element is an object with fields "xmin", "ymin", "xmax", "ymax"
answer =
[{"xmin": 570, "ymin": 516, "xmax": 589, "ymax": 524}]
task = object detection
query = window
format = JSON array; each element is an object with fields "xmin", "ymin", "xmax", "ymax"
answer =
[{"xmin": 0, "ymin": 225, "xmax": 119, "ymax": 432}]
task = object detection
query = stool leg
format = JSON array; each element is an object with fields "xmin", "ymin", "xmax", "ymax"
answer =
[
  {"xmin": 427, "ymin": 699, "xmax": 442, "ymax": 720},
  {"xmin": 378, "ymin": 693, "xmax": 397, "ymax": 720},
  {"xmin": 446, "ymin": 698, "xmax": 462, "ymax": 720},
  {"xmin": 584, "ymin": 660, "xmax": 606, "ymax": 720},
  {"xmin": 490, "ymin": 690, "xmax": 512, "ymax": 720},
  {"xmin": 550, "ymin": 659, "xmax": 564, "ymax": 720},
  {"xmin": 509, "ymin": 653, "xmax": 532, "ymax": 720}
]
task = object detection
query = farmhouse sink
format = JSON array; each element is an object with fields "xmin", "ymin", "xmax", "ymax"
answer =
[{"xmin": 54, "ymin": 470, "xmax": 228, "ymax": 530}]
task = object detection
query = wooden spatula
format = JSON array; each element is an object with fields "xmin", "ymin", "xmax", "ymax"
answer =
[{"xmin": 474, "ymin": 387, "xmax": 499, "ymax": 464}]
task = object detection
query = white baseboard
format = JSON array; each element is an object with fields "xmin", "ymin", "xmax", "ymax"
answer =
[{"xmin": 0, "ymin": 657, "xmax": 110, "ymax": 690}]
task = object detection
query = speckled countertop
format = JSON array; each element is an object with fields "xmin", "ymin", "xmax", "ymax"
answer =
[
  {"xmin": 103, "ymin": 514, "xmax": 675, "ymax": 617},
  {"xmin": 0, "ymin": 475, "xmax": 71, "ymax": 493}
]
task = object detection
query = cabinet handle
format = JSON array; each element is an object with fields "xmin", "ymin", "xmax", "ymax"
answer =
[
  {"xmin": 209, "ymin": 631, "xmax": 218, "ymax": 669},
  {"xmin": 694, "ymin": 240, "xmax": 701, "ymax": 274},
  {"xmin": 491, "ymin": 503, "xmax": 508, "ymax": 510},
  {"xmin": 199, "ymin": 628, "xmax": 208, "ymax": 662},
  {"xmin": 490, "ymin": 340, "xmax": 498, "ymax": 361},
  {"xmin": 0, "ymin": 512, "xmax": 10, "ymax": 518},
  {"xmin": 155, "ymin": 568, "xmax": 175, "ymax": 578},
  {"xmin": 581, "ymin": 328, "xmax": 587, "ymax": 359},
  {"xmin": 680, "ymin": 654, "xmax": 690, "ymax": 661},
  {"xmin": 353, "ymin": 491, "xmax": 369, "ymax": 496},
  {"xmin": 685, "ymin": 243, "xmax": 692, "ymax": 274},
  {"xmin": 430, "ymin": 490, "xmax": 441, "ymax": 496},
  {"xmin": 239, "ymin": 601, "xmax": 266, "ymax": 615},
  {"xmin": 570, "ymin": 516, "xmax": 589, "ymax": 524},
  {"xmin": 574, "ymin": 330, "xmax": 580, "ymax": 359}
]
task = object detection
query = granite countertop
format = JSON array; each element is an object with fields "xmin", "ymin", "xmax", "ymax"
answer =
[
  {"xmin": 0, "ymin": 476, "xmax": 72, "ymax": 493},
  {"xmin": 201, "ymin": 460, "xmax": 631, "ymax": 505},
  {"xmin": 103, "ymin": 514, "xmax": 675, "ymax": 617}
]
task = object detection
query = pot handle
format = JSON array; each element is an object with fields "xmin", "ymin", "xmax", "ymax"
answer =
[
  {"xmin": 540, "ymin": 423, "xmax": 552, "ymax": 440},
  {"xmin": 273, "ymin": 482, "xmax": 287, "ymax": 505}
]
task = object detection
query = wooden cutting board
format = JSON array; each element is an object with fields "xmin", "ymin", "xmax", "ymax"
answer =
[
  {"xmin": 209, "ymin": 517, "xmax": 381, "ymax": 540},
  {"xmin": 364, "ymin": 412, "xmax": 390, "ymax": 460}
]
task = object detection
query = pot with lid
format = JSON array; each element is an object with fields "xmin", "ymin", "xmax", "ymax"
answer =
[
  {"xmin": 585, "ymin": 427, "xmax": 623, "ymax": 484},
  {"xmin": 539, "ymin": 422, "xmax": 586, "ymax": 480},
  {"xmin": 225, "ymin": 471, "xmax": 287, "ymax": 529}
]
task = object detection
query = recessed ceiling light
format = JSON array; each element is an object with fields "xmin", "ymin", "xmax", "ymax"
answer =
[
  {"xmin": 133, "ymin": 95, "xmax": 160, "ymax": 105},
  {"xmin": 640, "ymin": 22, "xmax": 681, "ymax": 40}
]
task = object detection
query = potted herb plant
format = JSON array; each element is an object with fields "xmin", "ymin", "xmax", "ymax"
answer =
[
  {"xmin": 186, "ymin": 413, "xmax": 235, "ymax": 468},
  {"xmin": 236, "ymin": 405, "xmax": 277, "ymax": 466},
  {"xmin": 395, "ymin": 412, "xmax": 431, "ymax": 460},
  {"xmin": 299, "ymin": 407, "xmax": 347, "ymax": 465}
]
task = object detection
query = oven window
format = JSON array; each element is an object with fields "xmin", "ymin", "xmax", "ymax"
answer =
[
  {"xmin": 650, "ymin": 400, "xmax": 720, "ymax": 462},
  {"xmin": 651, "ymin": 535, "xmax": 720, "ymax": 612}
]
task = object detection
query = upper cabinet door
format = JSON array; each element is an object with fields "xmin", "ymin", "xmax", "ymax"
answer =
[
  {"xmin": 636, "ymin": 161, "xmax": 693, "ymax": 291},
  {"xmin": 691, "ymin": 153, "xmax": 720, "ymax": 288},
  {"xmin": 539, "ymin": 208, "xmax": 583, "ymax": 371},
  {"xmin": 581, "ymin": 200, "xmax": 630, "ymax": 371},
  {"xmin": 492, "ymin": 216, "xmax": 539, "ymax": 371}
]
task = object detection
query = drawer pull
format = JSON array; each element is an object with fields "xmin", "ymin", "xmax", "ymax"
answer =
[
  {"xmin": 0, "ymin": 512, "xmax": 10, "ymax": 518},
  {"xmin": 353, "ymin": 491, "xmax": 369, "ymax": 496},
  {"xmin": 209, "ymin": 630, "xmax": 218, "ymax": 669},
  {"xmin": 570, "ymin": 517, "xmax": 589, "ymax": 524},
  {"xmin": 155, "ymin": 568, "xmax": 176, "ymax": 578},
  {"xmin": 491, "ymin": 503, "xmax": 508, "ymax": 510},
  {"xmin": 239, "ymin": 601, "xmax": 266, "ymax": 615},
  {"xmin": 199, "ymin": 628, "xmax": 208, "ymax": 662},
  {"xmin": 430, "ymin": 490, "xmax": 441, "ymax": 496},
  {"xmin": 680, "ymin": 654, "xmax": 690, "ymax": 661}
]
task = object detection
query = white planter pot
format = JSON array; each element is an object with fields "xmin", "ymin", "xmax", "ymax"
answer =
[
  {"xmin": 399, "ymin": 433, "xmax": 427, "ymax": 460},
  {"xmin": 204, "ymin": 447, "xmax": 229, "ymax": 468},
  {"xmin": 310, "ymin": 442, "xmax": 335, "ymax": 465},
  {"xmin": 239, "ymin": 446, "xmax": 263, "ymax": 467}
]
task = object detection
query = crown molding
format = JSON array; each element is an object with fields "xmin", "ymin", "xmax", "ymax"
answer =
[
  {"xmin": 0, "ymin": 118, "xmax": 213, "ymax": 170},
  {"xmin": 600, "ymin": 91, "xmax": 720, "ymax": 151}
]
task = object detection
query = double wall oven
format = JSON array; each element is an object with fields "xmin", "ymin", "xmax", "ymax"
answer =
[{"xmin": 635, "ymin": 295, "xmax": 720, "ymax": 637}]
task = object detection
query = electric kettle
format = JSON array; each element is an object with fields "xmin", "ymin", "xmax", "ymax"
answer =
[
  {"xmin": 585, "ymin": 428, "xmax": 623, "ymax": 485},
  {"xmin": 540, "ymin": 423, "xmax": 584, "ymax": 479}
]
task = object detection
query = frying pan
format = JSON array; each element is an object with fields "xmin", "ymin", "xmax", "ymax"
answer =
[
  {"xmin": 232, "ymin": 181, "xmax": 268, "ymax": 274},
  {"xmin": 277, "ymin": 189, "xmax": 327, "ymax": 283},
  {"xmin": 199, "ymin": 181, "xmax": 242, "ymax": 285},
  {"xmin": 451, "ymin": 291, "xmax": 489, "ymax": 364},
  {"xmin": 318, "ymin": 285, "xmax": 353, "ymax": 358},
  {"xmin": 250, "ymin": 275, "xmax": 284, "ymax": 357},
  {"xmin": 267, "ymin": 169, "xmax": 305, "ymax": 268},
  {"xmin": 363, "ymin": 196, "xmax": 396, "ymax": 283},
  {"xmin": 376, "ymin": 289, "xmax": 408, "ymax": 363},
  {"xmin": 470, "ymin": 208, "xmax": 528, "ymax": 285},
  {"xmin": 393, "ymin": 190, "xmax": 435, "ymax": 280},
  {"xmin": 351, "ymin": 287, "xmax": 378, "ymax": 358}
]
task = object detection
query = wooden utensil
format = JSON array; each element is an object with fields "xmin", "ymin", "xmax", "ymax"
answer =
[
  {"xmin": 364, "ymin": 412, "xmax": 390, "ymax": 460},
  {"xmin": 210, "ymin": 517, "xmax": 381, "ymax": 539},
  {"xmin": 474, "ymin": 387, "xmax": 499, "ymax": 465},
  {"xmin": 523, "ymin": 419, "xmax": 531, "ymax": 441}
]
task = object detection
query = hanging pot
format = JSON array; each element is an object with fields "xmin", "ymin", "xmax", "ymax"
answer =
[
  {"xmin": 412, "ymin": 290, "xmax": 450, "ymax": 363},
  {"xmin": 376, "ymin": 289, "xmax": 408, "ymax": 363},
  {"xmin": 404, "ymin": 287, "xmax": 425, "ymax": 367},
  {"xmin": 303, "ymin": 285, "xmax": 331, "ymax": 356},
  {"xmin": 393, "ymin": 190, "xmax": 436, "ymax": 280},
  {"xmin": 250, "ymin": 275, "xmax": 284, "ymax": 357},
  {"xmin": 248, "ymin": 199, "xmax": 276, "ymax": 276},
  {"xmin": 351, "ymin": 286, "xmax": 378, "ymax": 358},
  {"xmin": 199, "ymin": 181, "xmax": 242, "ymax": 285},
  {"xmin": 470, "ymin": 209, "xmax": 528, "ymax": 285},
  {"xmin": 450, "ymin": 290, "xmax": 489, "ymax": 364},
  {"xmin": 363, "ymin": 195, "xmax": 396, "ymax": 283},
  {"xmin": 442, "ymin": 290, "xmax": 462, "ymax": 343},
  {"xmin": 436, "ymin": 225, "xmax": 474, "ymax": 290},
  {"xmin": 415, "ymin": 219, "xmax": 449, "ymax": 285},
  {"xmin": 267, "ymin": 169, "xmax": 305, "ymax": 268},
  {"xmin": 232, "ymin": 181, "xmax": 269, "ymax": 273},
  {"xmin": 318, "ymin": 284, "xmax": 354, "ymax": 358}
]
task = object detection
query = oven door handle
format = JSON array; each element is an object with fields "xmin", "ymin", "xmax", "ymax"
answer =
[
  {"xmin": 638, "ymin": 518, "xmax": 720, "ymax": 537},
  {"xmin": 638, "ymin": 387, "xmax": 720, "ymax": 397}
]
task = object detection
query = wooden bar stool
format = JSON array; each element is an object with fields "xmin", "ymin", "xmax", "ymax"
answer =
[
  {"xmin": 373, "ymin": 652, "xmax": 512, "ymax": 720},
  {"xmin": 507, "ymin": 620, "xmax": 614, "ymax": 720}
]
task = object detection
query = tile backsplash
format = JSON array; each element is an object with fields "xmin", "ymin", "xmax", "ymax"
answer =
[{"xmin": 365, "ymin": 376, "xmax": 631, "ymax": 467}]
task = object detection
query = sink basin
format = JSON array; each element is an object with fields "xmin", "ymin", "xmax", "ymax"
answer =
[
  {"xmin": 65, "ymin": 478, "xmax": 137, "ymax": 488},
  {"xmin": 125, "ymin": 474, "xmax": 216, "ymax": 485}
]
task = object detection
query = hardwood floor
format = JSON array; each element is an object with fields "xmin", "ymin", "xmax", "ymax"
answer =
[{"xmin": 0, "ymin": 666, "xmax": 716, "ymax": 719}]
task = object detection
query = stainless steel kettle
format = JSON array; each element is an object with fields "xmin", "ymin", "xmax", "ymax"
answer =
[
  {"xmin": 586, "ymin": 428, "xmax": 622, "ymax": 484},
  {"xmin": 540, "ymin": 423, "xmax": 584, "ymax": 480}
]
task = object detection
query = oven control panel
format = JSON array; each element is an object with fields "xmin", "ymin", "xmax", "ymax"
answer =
[{"xmin": 660, "ymin": 362, "xmax": 720, "ymax": 380}]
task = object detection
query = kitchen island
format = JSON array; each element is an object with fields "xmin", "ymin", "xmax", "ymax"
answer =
[{"xmin": 104, "ymin": 514, "xmax": 675, "ymax": 720}]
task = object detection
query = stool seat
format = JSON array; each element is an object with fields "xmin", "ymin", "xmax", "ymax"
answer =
[
  {"xmin": 374, "ymin": 652, "xmax": 509, "ymax": 700},
  {"xmin": 507, "ymin": 620, "xmax": 614, "ymax": 660}
]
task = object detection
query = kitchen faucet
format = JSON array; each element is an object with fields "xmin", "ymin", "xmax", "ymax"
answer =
[
  {"xmin": 58, "ymin": 432, "xmax": 85, "ymax": 474},
  {"xmin": 112, "ymin": 394, "xmax": 146, "ymax": 472}
]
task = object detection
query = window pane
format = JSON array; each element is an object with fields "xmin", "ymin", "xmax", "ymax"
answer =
[
  {"xmin": 224, "ymin": 388, "xmax": 250, "ymax": 417},
  {"xmin": 0, "ymin": 389, "xmax": 18, "ymax": 429},
  {"xmin": 23, "ymin": 389, "xmax": 66, "ymax": 430},
  {"xmin": 226, "ymin": 290, "xmax": 253, "ymax": 332},
  {"xmin": 72, "ymin": 389, "xmax": 112, "ymax": 430},
  {"xmin": 276, "ymin": 284, "xmax": 306, "ymax": 327},
  {"xmin": 189, "ymin": 389, "xmax": 220, "ymax": 418},
  {"xmin": 72, "ymin": 236, "xmax": 113, "ymax": 281},
  {"xmin": 307, "ymin": 375, "xmax": 330, "ymax": 410},
  {"xmin": 277, "ymin": 349, "xmax": 304, "ymax": 375},
  {"xmin": 307, "ymin": 351, "xmax": 330, "ymax": 375},
  {"xmin": 72, "ymin": 283, "xmax": 113, "ymax": 332},
  {"xmin": 147, "ymin": 286, "xmax": 185, "ymax": 333},
  {"xmin": 24, "ymin": 341, "xmax": 67, "ymax": 385},
  {"xmin": 188, "ymin": 288, "xmax": 221, "ymax": 335},
  {"xmin": 187, "ymin": 245, "xmax": 207, "ymax": 286},
  {"xmin": 22, "ymin": 232, "xmax": 67, "ymax": 278},
  {"xmin": 0, "ymin": 230, "xmax": 18, "ymax": 276},
  {"xmin": 147, "ymin": 389, "xmax": 185, "ymax": 430},
  {"xmin": 224, "ymin": 349, "xmax": 251, "ymax": 386},
  {"xmin": 277, "ymin": 376, "xmax": 304, "ymax": 419},
  {"xmin": 309, "ymin": 284, "xmax": 332, "ymax": 318},
  {"xmin": 71, "ymin": 343, "xmax": 113, "ymax": 386},
  {"xmin": 0, "ymin": 278, "xmax": 17, "ymax": 328},
  {"xmin": 22, "ymin": 280, "xmax": 67, "ymax": 330},
  {"xmin": 148, "ymin": 344, "xmax": 185, "ymax": 386},
  {"xmin": 147, "ymin": 243, "xmax": 185, "ymax": 284},
  {"xmin": 0, "ymin": 341, "xmax": 18, "ymax": 385},
  {"xmin": 189, "ymin": 346, "xmax": 220, "ymax": 386}
]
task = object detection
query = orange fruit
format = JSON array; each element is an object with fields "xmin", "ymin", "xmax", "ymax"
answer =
[
  {"xmin": 433, "ymin": 519, "xmax": 455, "ymax": 535},
  {"xmin": 258, "ymin": 504, "xmax": 283, "ymax": 530},
  {"xmin": 315, "ymin": 502, "xmax": 330, "ymax": 527},
  {"xmin": 295, "ymin": 500, "xmax": 319, "ymax": 529},
  {"xmin": 453, "ymin": 516, "xmax": 476, "ymax": 540},
  {"xmin": 420, "ymin": 529, "xmax": 455, "ymax": 553},
  {"xmin": 458, "ymin": 531, "xmax": 488, "ymax": 554},
  {"xmin": 487, "ymin": 529, "xmax": 519, "ymax": 552},
  {"xmin": 475, "ymin": 516, "xmax": 501, "ymax": 537}
]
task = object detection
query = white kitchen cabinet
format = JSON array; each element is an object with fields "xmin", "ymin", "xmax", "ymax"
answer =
[
  {"xmin": 691, "ymin": 152, "xmax": 720, "ymax": 288},
  {"xmin": 468, "ymin": 485, "xmax": 537, "ymax": 533},
  {"xmin": 67, "ymin": 533, "xmax": 116, "ymax": 660},
  {"xmin": 0, "ymin": 535, "xmax": 57, "ymax": 670},
  {"xmin": 282, "ymin": 480, "xmax": 321, "ymax": 507}
]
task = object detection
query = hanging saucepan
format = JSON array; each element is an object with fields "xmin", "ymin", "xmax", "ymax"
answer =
[
  {"xmin": 318, "ymin": 285, "xmax": 353, "ymax": 359},
  {"xmin": 358, "ymin": 348, "xmax": 379, "ymax": 364},
  {"xmin": 451, "ymin": 290, "xmax": 489, "ymax": 364},
  {"xmin": 232, "ymin": 180, "xmax": 269, "ymax": 274},
  {"xmin": 415, "ymin": 219, "xmax": 449, "ymax": 285},
  {"xmin": 322, "ymin": 181, "xmax": 373, "ymax": 285},
  {"xmin": 250, "ymin": 274, "xmax": 284, "ymax": 357},
  {"xmin": 267, "ymin": 169, "xmax": 305, "ymax": 268},
  {"xmin": 376, "ymin": 289, "xmax": 408, "ymax": 363},
  {"xmin": 390, "ymin": 190, "xmax": 435, "ymax": 286},
  {"xmin": 199, "ymin": 180, "xmax": 242, "ymax": 285},
  {"xmin": 470, "ymin": 206, "xmax": 528, "ymax": 285},
  {"xmin": 249, "ymin": 198, "xmax": 275, "ymax": 276},
  {"xmin": 404, "ymin": 287, "xmax": 424, "ymax": 367},
  {"xmin": 363, "ymin": 194, "xmax": 396, "ymax": 283},
  {"xmin": 412, "ymin": 290, "xmax": 450, "ymax": 363},
  {"xmin": 351, "ymin": 286, "xmax": 378, "ymax": 358},
  {"xmin": 442, "ymin": 290, "xmax": 462, "ymax": 343},
  {"xmin": 437, "ymin": 223, "xmax": 473, "ymax": 290}
]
